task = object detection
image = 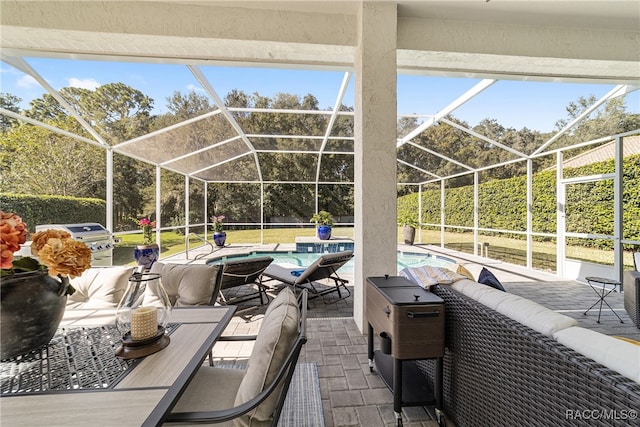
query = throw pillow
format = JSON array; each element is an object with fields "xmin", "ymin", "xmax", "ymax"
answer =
[
  {"xmin": 478, "ymin": 267, "xmax": 506, "ymax": 292},
  {"xmin": 455, "ymin": 264, "xmax": 475, "ymax": 281}
]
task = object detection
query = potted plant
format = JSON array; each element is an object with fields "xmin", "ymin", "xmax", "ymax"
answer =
[
  {"xmin": 398, "ymin": 213, "xmax": 419, "ymax": 245},
  {"xmin": 0, "ymin": 211, "xmax": 92, "ymax": 359},
  {"xmin": 211, "ymin": 214, "xmax": 226, "ymax": 247},
  {"xmin": 133, "ymin": 216, "xmax": 159, "ymax": 270},
  {"xmin": 310, "ymin": 210, "xmax": 334, "ymax": 240}
]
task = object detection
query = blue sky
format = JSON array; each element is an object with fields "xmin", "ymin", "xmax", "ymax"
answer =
[{"xmin": 2, "ymin": 57, "xmax": 638, "ymax": 134}]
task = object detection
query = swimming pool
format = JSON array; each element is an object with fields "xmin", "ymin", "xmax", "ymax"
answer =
[{"xmin": 206, "ymin": 250, "xmax": 455, "ymax": 275}]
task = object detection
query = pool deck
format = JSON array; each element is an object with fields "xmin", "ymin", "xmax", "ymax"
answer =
[
  {"xmin": 166, "ymin": 241, "xmax": 639, "ymax": 341},
  {"xmin": 163, "ymin": 242, "xmax": 639, "ymax": 427}
]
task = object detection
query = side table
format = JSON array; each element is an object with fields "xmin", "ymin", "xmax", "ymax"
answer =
[
  {"xmin": 366, "ymin": 276, "xmax": 446, "ymax": 427},
  {"xmin": 583, "ymin": 276, "xmax": 624, "ymax": 324}
]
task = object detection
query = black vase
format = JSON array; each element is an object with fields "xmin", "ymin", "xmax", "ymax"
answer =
[{"xmin": 0, "ymin": 270, "xmax": 68, "ymax": 360}]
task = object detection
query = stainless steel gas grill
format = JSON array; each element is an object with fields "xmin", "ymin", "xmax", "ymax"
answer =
[{"xmin": 35, "ymin": 223, "xmax": 114, "ymax": 266}]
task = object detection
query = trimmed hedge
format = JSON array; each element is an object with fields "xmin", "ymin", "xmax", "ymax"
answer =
[
  {"xmin": 398, "ymin": 154, "xmax": 640, "ymax": 249},
  {"xmin": 0, "ymin": 193, "xmax": 106, "ymax": 230}
]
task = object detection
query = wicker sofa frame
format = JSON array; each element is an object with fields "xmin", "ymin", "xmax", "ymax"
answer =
[
  {"xmin": 624, "ymin": 270, "xmax": 640, "ymax": 328},
  {"xmin": 415, "ymin": 284, "xmax": 640, "ymax": 427}
]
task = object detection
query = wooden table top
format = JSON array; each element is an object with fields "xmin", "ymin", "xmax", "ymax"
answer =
[{"xmin": 0, "ymin": 306, "xmax": 236, "ymax": 427}]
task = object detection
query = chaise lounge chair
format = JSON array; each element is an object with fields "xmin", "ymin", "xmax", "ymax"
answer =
[
  {"xmin": 261, "ymin": 250, "xmax": 353, "ymax": 303},
  {"xmin": 214, "ymin": 256, "xmax": 274, "ymax": 311}
]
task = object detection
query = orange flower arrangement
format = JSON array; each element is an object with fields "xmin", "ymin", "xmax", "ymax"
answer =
[
  {"xmin": 0, "ymin": 211, "xmax": 28, "ymax": 270},
  {"xmin": 0, "ymin": 211, "xmax": 92, "ymax": 285},
  {"xmin": 30, "ymin": 230, "xmax": 92, "ymax": 278}
]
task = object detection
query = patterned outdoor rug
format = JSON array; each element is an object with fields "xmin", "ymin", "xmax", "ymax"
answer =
[
  {"xmin": 217, "ymin": 362, "xmax": 324, "ymax": 427},
  {"xmin": 278, "ymin": 362, "xmax": 325, "ymax": 427}
]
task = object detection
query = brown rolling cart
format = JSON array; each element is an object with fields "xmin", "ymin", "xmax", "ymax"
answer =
[{"xmin": 366, "ymin": 275, "xmax": 446, "ymax": 427}]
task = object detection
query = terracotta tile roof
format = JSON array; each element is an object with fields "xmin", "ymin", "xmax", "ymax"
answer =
[{"xmin": 562, "ymin": 135, "xmax": 640, "ymax": 168}]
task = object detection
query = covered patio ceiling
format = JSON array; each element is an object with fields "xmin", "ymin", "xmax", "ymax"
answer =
[{"xmin": 1, "ymin": 0, "xmax": 639, "ymax": 187}]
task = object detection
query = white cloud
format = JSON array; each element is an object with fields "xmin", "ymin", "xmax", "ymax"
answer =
[
  {"xmin": 186, "ymin": 84, "xmax": 205, "ymax": 93},
  {"xmin": 17, "ymin": 74, "xmax": 40, "ymax": 89},
  {"xmin": 68, "ymin": 77, "xmax": 100, "ymax": 90}
]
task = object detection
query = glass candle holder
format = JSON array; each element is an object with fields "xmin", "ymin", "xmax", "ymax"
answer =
[{"xmin": 114, "ymin": 269, "xmax": 172, "ymax": 358}]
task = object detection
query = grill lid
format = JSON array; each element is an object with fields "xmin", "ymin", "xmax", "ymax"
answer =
[{"xmin": 35, "ymin": 223, "xmax": 109, "ymax": 235}]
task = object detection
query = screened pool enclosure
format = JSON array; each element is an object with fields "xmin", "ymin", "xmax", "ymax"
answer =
[{"xmin": 2, "ymin": 1, "xmax": 639, "ymax": 328}]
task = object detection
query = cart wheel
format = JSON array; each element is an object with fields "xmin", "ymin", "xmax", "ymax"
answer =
[
  {"xmin": 369, "ymin": 366, "xmax": 374, "ymax": 372},
  {"xmin": 396, "ymin": 417, "xmax": 403, "ymax": 427},
  {"xmin": 435, "ymin": 408, "xmax": 446, "ymax": 427}
]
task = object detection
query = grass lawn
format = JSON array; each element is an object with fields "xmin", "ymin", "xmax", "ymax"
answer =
[{"xmin": 113, "ymin": 227, "xmax": 634, "ymax": 270}]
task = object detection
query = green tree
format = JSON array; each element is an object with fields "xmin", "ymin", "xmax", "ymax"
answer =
[
  {"xmin": 553, "ymin": 95, "xmax": 632, "ymax": 152},
  {"xmin": 0, "ymin": 93, "xmax": 22, "ymax": 132},
  {"xmin": 0, "ymin": 119, "xmax": 103, "ymax": 196}
]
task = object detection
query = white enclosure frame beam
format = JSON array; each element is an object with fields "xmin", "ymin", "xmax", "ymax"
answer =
[
  {"xmin": 204, "ymin": 182, "xmax": 209, "ymax": 241},
  {"xmin": 473, "ymin": 171, "xmax": 479, "ymax": 256},
  {"xmin": 185, "ymin": 175, "xmax": 190, "ymax": 250},
  {"xmin": 155, "ymin": 166, "xmax": 162, "ymax": 249},
  {"xmin": 533, "ymin": 84, "xmax": 633, "ymax": 156},
  {"xmin": 188, "ymin": 65, "xmax": 264, "ymax": 182},
  {"xmin": 614, "ymin": 135, "xmax": 624, "ymax": 284},
  {"xmin": 397, "ymin": 79, "xmax": 496, "ymax": 147},
  {"xmin": 556, "ymin": 152, "xmax": 565, "ymax": 277},
  {"xmin": 440, "ymin": 180, "xmax": 445, "ymax": 247},
  {"xmin": 526, "ymin": 159, "xmax": 533, "ymax": 269},
  {"xmin": 106, "ymin": 150, "xmax": 113, "ymax": 233}
]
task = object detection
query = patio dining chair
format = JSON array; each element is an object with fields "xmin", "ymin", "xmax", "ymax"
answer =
[
  {"xmin": 165, "ymin": 287, "xmax": 307, "ymax": 426},
  {"xmin": 261, "ymin": 250, "xmax": 353, "ymax": 303},
  {"xmin": 214, "ymin": 256, "xmax": 274, "ymax": 311}
]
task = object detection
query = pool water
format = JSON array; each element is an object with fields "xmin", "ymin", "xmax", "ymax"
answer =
[{"xmin": 206, "ymin": 251, "xmax": 455, "ymax": 276}]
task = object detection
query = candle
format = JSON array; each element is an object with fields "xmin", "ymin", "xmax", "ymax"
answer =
[{"xmin": 130, "ymin": 306, "xmax": 158, "ymax": 340}]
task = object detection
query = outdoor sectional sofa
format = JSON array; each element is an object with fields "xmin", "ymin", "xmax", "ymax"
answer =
[
  {"xmin": 624, "ymin": 269, "xmax": 640, "ymax": 328},
  {"xmin": 403, "ymin": 276, "xmax": 640, "ymax": 427}
]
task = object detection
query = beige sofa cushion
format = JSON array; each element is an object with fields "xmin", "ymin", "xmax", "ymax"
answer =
[
  {"xmin": 493, "ymin": 293, "xmax": 578, "ymax": 337},
  {"xmin": 234, "ymin": 287, "xmax": 299, "ymax": 427},
  {"xmin": 148, "ymin": 262, "xmax": 220, "ymax": 307},
  {"xmin": 67, "ymin": 266, "xmax": 133, "ymax": 309},
  {"xmin": 452, "ymin": 279, "xmax": 578, "ymax": 337},
  {"xmin": 554, "ymin": 326, "xmax": 640, "ymax": 384}
]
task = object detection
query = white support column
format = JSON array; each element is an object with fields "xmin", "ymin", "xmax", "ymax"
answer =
[
  {"xmin": 156, "ymin": 166, "xmax": 162, "ymax": 250},
  {"xmin": 556, "ymin": 152, "xmax": 565, "ymax": 277},
  {"xmin": 106, "ymin": 149, "xmax": 113, "ymax": 233},
  {"xmin": 614, "ymin": 136, "xmax": 623, "ymax": 284},
  {"xmin": 473, "ymin": 172, "xmax": 478, "ymax": 256},
  {"xmin": 353, "ymin": 2, "xmax": 397, "ymax": 332},
  {"xmin": 526, "ymin": 159, "xmax": 533, "ymax": 269},
  {"xmin": 440, "ymin": 180, "xmax": 445, "ymax": 247}
]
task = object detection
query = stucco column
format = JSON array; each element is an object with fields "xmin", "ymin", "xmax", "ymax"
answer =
[{"xmin": 353, "ymin": 2, "xmax": 397, "ymax": 332}]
